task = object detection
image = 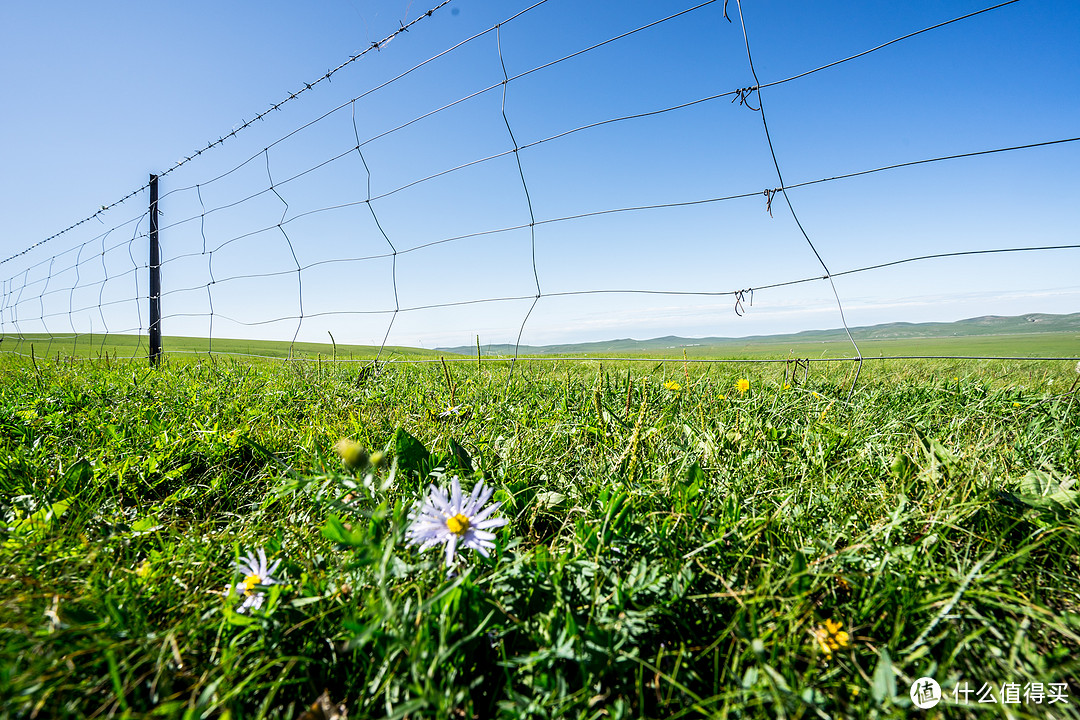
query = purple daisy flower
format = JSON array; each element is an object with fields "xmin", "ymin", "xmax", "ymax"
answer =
[
  {"xmin": 226, "ymin": 548, "xmax": 282, "ymax": 614},
  {"xmin": 406, "ymin": 476, "xmax": 508, "ymax": 567}
]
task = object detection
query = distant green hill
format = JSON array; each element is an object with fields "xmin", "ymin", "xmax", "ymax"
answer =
[
  {"xmin": 3, "ymin": 312, "xmax": 1077, "ymax": 361},
  {"xmin": 437, "ymin": 312, "xmax": 1080, "ymax": 357}
]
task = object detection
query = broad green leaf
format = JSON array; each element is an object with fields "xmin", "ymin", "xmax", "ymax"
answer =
[
  {"xmin": 1017, "ymin": 469, "xmax": 1078, "ymax": 510},
  {"xmin": 321, "ymin": 515, "xmax": 367, "ymax": 547},
  {"xmin": 534, "ymin": 491, "xmax": 566, "ymax": 509},
  {"xmin": 448, "ymin": 437, "xmax": 473, "ymax": 471},
  {"xmin": 392, "ymin": 427, "xmax": 429, "ymax": 475},
  {"xmin": 9, "ymin": 499, "xmax": 70, "ymax": 538},
  {"xmin": 62, "ymin": 459, "xmax": 93, "ymax": 492},
  {"xmin": 685, "ymin": 461, "xmax": 705, "ymax": 485},
  {"xmin": 131, "ymin": 516, "xmax": 162, "ymax": 534},
  {"xmin": 871, "ymin": 648, "xmax": 896, "ymax": 704}
]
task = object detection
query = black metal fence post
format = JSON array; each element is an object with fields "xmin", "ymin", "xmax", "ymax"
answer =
[{"xmin": 149, "ymin": 174, "xmax": 162, "ymax": 364}]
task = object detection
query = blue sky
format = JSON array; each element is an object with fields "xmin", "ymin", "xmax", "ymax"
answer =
[{"xmin": 1, "ymin": 0, "xmax": 1077, "ymax": 350}]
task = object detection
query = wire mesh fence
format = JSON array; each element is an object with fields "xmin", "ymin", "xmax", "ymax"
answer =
[{"xmin": 1, "ymin": 0, "xmax": 1077, "ymax": 368}]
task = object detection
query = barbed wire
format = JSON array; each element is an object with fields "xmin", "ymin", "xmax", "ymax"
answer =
[
  {"xmin": 495, "ymin": 22, "xmax": 542, "ymax": 375},
  {"xmin": 352, "ymin": 98, "xmax": 400, "ymax": 364},
  {"xmin": 150, "ymin": 2, "xmax": 731, "ymax": 246},
  {"xmin": 3, "ymin": 0, "xmax": 1075, "ymax": 371},
  {"xmin": 0, "ymin": 0, "xmax": 462, "ymax": 268},
  {"xmin": 5, "ymin": 125, "xmax": 1076, "ymax": 356},
  {"xmin": 1, "ymin": 0, "xmax": 1023, "ymax": 268},
  {"xmin": 734, "ymin": 0, "xmax": 865, "ymax": 399},
  {"xmin": 147, "ymin": 0, "xmax": 1036, "ymax": 245},
  {"xmin": 142, "ymin": 132, "xmax": 1076, "ymax": 283},
  {"xmin": 15, "ymin": 234, "xmax": 1074, "ymax": 337}
]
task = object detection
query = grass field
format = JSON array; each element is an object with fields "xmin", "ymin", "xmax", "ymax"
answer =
[
  {"xmin": 2, "ymin": 327, "xmax": 1079, "ymax": 363},
  {"xmin": 0, "ymin": 334, "xmax": 436, "ymax": 362},
  {"xmin": 1, "ymin": 351, "xmax": 1079, "ymax": 718}
]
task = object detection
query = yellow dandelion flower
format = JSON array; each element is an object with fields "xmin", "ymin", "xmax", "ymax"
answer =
[
  {"xmin": 718, "ymin": 393, "xmax": 726, "ymax": 400},
  {"xmin": 782, "ymin": 383, "xmax": 791, "ymax": 391},
  {"xmin": 736, "ymin": 378, "xmax": 750, "ymax": 394},
  {"xmin": 664, "ymin": 380, "xmax": 682, "ymax": 392},
  {"xmin": 812, "ymin": 618, "xmax": 851, "ymax": 658}
]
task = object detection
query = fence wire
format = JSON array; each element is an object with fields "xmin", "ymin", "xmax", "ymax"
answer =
[{"xmin": 2, "ymin": 0, "xmax": 1076, "ymax": 370}]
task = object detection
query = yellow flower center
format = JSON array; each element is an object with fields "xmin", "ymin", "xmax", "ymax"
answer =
[
  {"xmin": 242, "ymin": 574, "xmax": 262, "ymax": 595},
  {"xmin": 446, "ymin": 513, "xmax": 471, "ymax": 536}
]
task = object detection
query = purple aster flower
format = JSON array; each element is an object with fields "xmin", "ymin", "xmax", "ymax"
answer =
[
  {"xmin": 406, "ymin": 476, "xmax": 508, "ymax": 567},
  {"xmin": 226, "ymin": 548, "xmax": 282, "ymax": 614}
]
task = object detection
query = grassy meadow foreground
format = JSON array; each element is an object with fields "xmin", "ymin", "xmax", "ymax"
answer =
[{"xmin": 1, "ymin": 354, "xmax": 1078, "ymax": 718}]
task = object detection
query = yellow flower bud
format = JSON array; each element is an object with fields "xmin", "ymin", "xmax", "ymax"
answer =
[{"xmin": 334, "ymin": 439, "xmax": 368, "ymax": 470}]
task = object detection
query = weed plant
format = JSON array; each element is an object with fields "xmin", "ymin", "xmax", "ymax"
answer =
[{"xmin": 0, "ymin": 354, "xmax": 1078, "ymax": 718}]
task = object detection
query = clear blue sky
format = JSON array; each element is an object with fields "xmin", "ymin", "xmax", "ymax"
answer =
[{"xmin": 1, "ymin": 0, "xmax": 1078, "ymax": 350}]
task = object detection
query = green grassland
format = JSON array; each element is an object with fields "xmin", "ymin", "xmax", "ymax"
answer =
[
  {"xmin": 2, "ymin": 326, "xmax": 1078, "ymax": 365},
  {"xmin": 440, "ymin": 312, "xmax": 1080, "ymax": 359},
  {"xmin": 690, "ymin": 332, "xmax": 1080, "ymax": 361},
  {"xmin": 0, "ymin": 333, "xmax": 437, "ymax": 362},
  {"xmin": 1, "ymin": 352, "xmax": 1079, "ymax": 718}
]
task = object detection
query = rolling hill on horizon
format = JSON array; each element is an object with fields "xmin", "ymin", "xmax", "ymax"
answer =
[
  {"xmin": 438, "ymin": 312, "xmax": 1080, "ymax": 356},
  {"xmin": 3, "ymin": 312, "xmax": 1077, "ymax": 361}
]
